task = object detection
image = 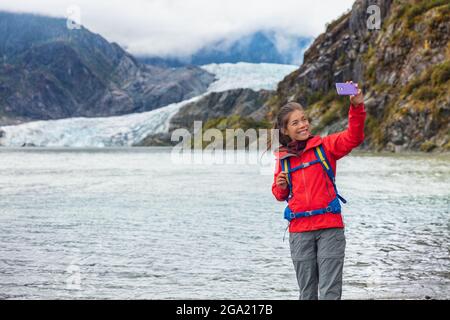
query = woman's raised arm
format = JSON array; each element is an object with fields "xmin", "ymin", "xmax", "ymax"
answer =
[{"xmin": 322, "ymin": 82, "xmax": 366, "ymax": 160}]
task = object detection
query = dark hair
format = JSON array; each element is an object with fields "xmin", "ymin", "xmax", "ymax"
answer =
[{"xmin": 266, "ymin": 102, "xmax": 306, "ymax": 151}]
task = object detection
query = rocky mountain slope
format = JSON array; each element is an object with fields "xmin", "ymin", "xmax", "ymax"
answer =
[
  {"xmin": 140, "ymin": 0, "xmax": 449, "ymax": 152},
  {"xmin": 0, "ymin": 11, "xmax": 214, "ymax": 125},
  {"xmin": 169, "ymin": 88, "xmax": 273, "ymax": 131},
  {"xmin": 266, "ymin": 0, "xmax": 449, "ymax": 152},
  {"xmin": 135, "ymin": 88, "xmax": 273, "ymax": 146}
]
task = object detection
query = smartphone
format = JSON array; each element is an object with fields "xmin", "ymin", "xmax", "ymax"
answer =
[{"xmin": 335, "ymin": 83, "xmax": 358, "ymax": 95}]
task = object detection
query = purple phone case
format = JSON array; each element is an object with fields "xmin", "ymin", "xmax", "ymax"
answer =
[{"xmin": 335, "ymin": 83, "xmax": 358, "ymax": 95}]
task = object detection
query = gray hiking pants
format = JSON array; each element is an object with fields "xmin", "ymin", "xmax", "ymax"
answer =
[{"xmin": 289, "ymin": 227, "xmax": 346, "ymax": 300}]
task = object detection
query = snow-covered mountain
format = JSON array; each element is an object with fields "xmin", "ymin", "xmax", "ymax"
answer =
[
  {"xmin": 0, "ymin": 63, "xmax": 297, "ymax": 147},
  {"xmin": 139, "ymin": 31, "xmax": 313, "ymax": 66}
]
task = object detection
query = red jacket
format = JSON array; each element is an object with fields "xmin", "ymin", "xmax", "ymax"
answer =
[{"xmin": 272, "ymin": 102, "xmax": 366, "ymax": 232}]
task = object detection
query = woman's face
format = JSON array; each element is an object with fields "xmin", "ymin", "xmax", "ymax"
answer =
[{"xmin": 282, "ymin": 109, "xmax": 310, "ymax": 141}]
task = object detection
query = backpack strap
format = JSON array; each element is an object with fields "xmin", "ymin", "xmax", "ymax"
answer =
[
  {"xmin": 314, "ymin": 145, "xmax": 347, "ymax": 204},
  {"xmin": 280, "ymin": 158, "xmax": 292, "ymax": 201}
]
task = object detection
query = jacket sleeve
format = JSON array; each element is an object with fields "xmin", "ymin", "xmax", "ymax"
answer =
[
  {"xmin": 272, "ymin": 158, "xmax": 290, "ymax": 201},
  {"xmin": 322, "ymin": 102, "xmax": 366, "ymax": 161}
]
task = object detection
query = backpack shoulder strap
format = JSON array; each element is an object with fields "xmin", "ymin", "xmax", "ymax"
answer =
[
  {"xmin": 314, "ymin": 144, "xmax": 347, "ymax": 204},
  {"xmin": 314, "ymin": 144, "xmax": 335, "ymax": 182},
  {"xmin": 280, "ymin": 158, "xmax": 292, "ymax": 201}
]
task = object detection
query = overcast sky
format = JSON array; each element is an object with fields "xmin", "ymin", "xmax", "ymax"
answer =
[{"xmin": 0, "ymin": 0, "xmax": 355, "ymax": 57}]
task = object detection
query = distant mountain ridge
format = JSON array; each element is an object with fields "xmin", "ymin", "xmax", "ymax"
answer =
[
  {"xmin": 138, "ymin": 31, "xmax": 313, "ymax": 67},
  {"xmin": 0, "ymin": 11, "xmax": 214, "ymax": 124}
]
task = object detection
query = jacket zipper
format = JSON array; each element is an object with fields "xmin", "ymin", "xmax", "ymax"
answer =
[{"xmin": 302, "ymin": 169, "xmax": 310, "ymax": 207}]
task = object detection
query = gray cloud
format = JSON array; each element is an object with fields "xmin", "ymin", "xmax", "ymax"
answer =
[{"xmin": 0, "ymin": 0, "xmax": 354, "ymax": 57}]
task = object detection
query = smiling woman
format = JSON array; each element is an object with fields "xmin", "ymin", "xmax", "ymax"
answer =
[
  {"xmin": 278, "ymin": 102, "xmax": 312, "ymax": 148},
  {"xmin": 271, "ymin": 84, "xmax": 366, "ymax": 300}
]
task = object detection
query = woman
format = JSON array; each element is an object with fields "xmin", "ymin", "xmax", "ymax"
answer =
[{"xmin": 271, "ymin": 82, "xmax": 366, "ymax": 300}]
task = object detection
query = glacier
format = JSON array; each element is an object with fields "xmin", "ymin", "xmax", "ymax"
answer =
[{"xmin": 0, "ymin": 62, "xmax": 297, "ymax": 147}]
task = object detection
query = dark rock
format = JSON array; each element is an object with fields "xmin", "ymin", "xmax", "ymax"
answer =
[
  {"xmin": 169, "ymin": 88, "xmax": 273, "ymax": 132},
  {"xmin": 133, "ymin": 132, "xmax": 173, "ymax": 146},
  {"xmin": 21, "ymin": 142, "xmax": 36, "ymax": 147}
]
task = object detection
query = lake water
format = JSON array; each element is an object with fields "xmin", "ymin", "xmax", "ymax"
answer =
[{"xmin": 0, "ymin": 148, "xmax": 449, "ymax": 299}]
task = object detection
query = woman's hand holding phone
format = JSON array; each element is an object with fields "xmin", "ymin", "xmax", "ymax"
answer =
[
  {"xmin": 336, "ymin": 81, "xmax": 364, "ymax": 105},
  {"xmin": 346, "ymin": 80, "xmax": 364, "ymax": 105},
  {"xmin": 276, "ymin": 172, "xmax": 288, "ymax": 190}
]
